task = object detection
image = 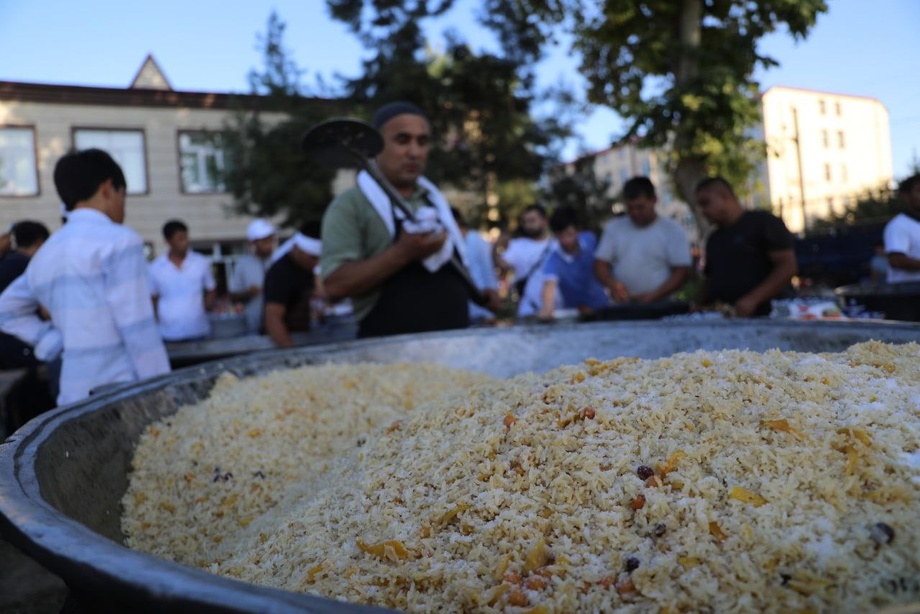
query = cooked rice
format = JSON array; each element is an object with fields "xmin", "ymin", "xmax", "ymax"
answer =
[
  {"xmin": 122, "ymin": 362, "xmax": 495, "ymax": 567},
  {"xmin": 123, "ymin": 342, "xmax": 920, "ymax": 612}
]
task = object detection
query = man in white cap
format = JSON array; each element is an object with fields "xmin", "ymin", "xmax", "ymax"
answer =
[
  {"xmin": 263, "ymin": 228, "xmax": 321, "ymax": 347},
  {"xmin": 229, "ymin": 219, "xmax": 276, "ymax": 334}
]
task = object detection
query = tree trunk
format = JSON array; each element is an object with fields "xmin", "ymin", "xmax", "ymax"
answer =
[
  {"xmin": 675, "ymin": 0, "xmax": 702, "ymax": 85},
  {"xmin": 674, "ymin": 156, "xmax": 710, "ymax": 240},
  {"xmin": 672, "ymin": 0, "xmax": 709, "ymax": 240}
]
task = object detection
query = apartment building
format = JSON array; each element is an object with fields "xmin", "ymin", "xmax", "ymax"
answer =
[
  {"xmin": 0, "ymin": 56, "xmax": 342, "ymax": 263},
  {"xmin": 760, "ymin": 86, "xmax": 893, "ymax": 233}
]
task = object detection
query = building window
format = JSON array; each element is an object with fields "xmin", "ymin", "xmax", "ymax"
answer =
[
  {"xmin": 819, "ymin": 99, "xmax": 826, "ymax": 115},
  {"xmin": 0, "ymin": 126, "xmax": 39, "ymax": 196},
  {"xmin": 824, "ymin": 163, "xmax": 832, "ymax": 182},
  {"xmin": 178, "ymin": 131, "xmax": 226, "ymax": 194},
  {"xmin": 822, "ymin": 130, "xmax": 829, "ymax": 149},
  {"xmin": 835, "ymin": 101, "xmax": 842, "ymax": 116},
  {"xmin": 841, "ymin": 164, "xmax": 848, "ymax": 183},
  {"xmin": 837, "ymin": 130, "xmax": 845, "ymax": 149},
  {"xmin": 73, "ymin": 128, "xmax": 147, "ymax": 194}
]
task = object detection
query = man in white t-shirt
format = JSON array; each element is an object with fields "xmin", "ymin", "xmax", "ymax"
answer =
[
  {"xmin": 594, "ymin": 176, "xmax": 691, "ymax": 303},
  {"xmin": 230, "ymin": 218, "xmax": 276, "ymax": 333},
  {"xmin": 494, "ymin": 204, "xmax": 553, "ymax": 316},
  {"xmin": 884, "ymin": 174, "xmax": 920, "ymax": 284},
  {"xmin": 149, "ymin": 220, "xmax": 217, "ymax": 341}
]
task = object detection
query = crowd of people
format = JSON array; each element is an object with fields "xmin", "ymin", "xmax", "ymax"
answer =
[{"xmin": 0, "ymin": 98, "xmax": 917, "ymax": 427}]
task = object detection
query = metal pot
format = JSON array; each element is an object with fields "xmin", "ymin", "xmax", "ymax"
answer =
[
  {"xmin": 2, "ymin": 320, "xmax": 919, "ymax": 612},
  {"xmin": 836, "ymin": 281, "xmax": 920, "ymax": 322}
]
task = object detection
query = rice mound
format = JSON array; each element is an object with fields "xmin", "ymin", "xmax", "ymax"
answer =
[
  {"xmin": 123, "ymin": 342, "xmax": 920, "ymax": 612},
  {"xmin": 122, "ymin": 362, "xmax": 495, "ymax": 567}
]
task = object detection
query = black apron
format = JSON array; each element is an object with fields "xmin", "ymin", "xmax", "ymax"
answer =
[{"xmin": 358, "ymin": 214, "xmax": 470, "ymax": 339}]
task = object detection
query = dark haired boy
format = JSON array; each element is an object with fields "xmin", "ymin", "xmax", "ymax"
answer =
[
  {"xmin": 537, "ymin": 206, "xmax": 611, "ymax": 320},
  {"xmin": 0, "ymin": 148, "xmax": 169, "ymax": 404},
  {"xmin": 0, "ymin": 221, "xmax": 49, "ymax": 293}
]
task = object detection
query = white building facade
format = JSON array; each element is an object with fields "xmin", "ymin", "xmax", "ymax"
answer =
[
  {"xmin": 760, "ymin": 86, "xmax": 893, "ymax": 234},
  {"xmin": 0, "ymin": 56, "xmax": 343, "ymax": 263}
]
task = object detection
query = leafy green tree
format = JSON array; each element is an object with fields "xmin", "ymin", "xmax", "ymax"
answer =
[
  {"xmin": 810, "ymin": 184, "xmax": 898, "ymax": 231},
  {"xmin": 327, "ymin": 0, "xmax": 572, "ymax": 229},
  {"xmin": 221, "ymin": 12, "xmax": 338, "ymax": 230},
  {"xmin": 480, "ymin": 0, "xmax": 828, "ymax": 228},
  {"xmin": 543, "ymin": 154, "xmax": 614, "ymax": 233}
]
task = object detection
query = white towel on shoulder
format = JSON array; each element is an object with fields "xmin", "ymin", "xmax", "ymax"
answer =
[{"xmin": 356, "ymin": 170, "xmax": 467, "ymax": 272}]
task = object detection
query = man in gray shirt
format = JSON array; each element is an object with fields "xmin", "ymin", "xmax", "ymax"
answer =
[
  {"xmin": 594, "ymin": 176, "xmax": 691, "ymax": 303},
  {"xmin": 230, "ymin": 219, "xmax": 276, "ymax": 334}
]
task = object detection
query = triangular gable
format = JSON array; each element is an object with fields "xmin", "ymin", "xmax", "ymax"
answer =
[{"xmin": 130, "ymin": 54, "xmax": 173, "ymax": 91}]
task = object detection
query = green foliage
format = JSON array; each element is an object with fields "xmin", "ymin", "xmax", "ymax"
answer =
[
  {"xmin": 480, "ymin": 0, "xmax": 828, "ymax": 208},
  {"xmin": 811, "ymin": 183, "xmax": 899, "ymax": 231},
  {"xmin": 220, "ymin": 12, "xmax": 337, "ymax": 230},
  {"xmin": 327, "ymin": 1, "xmax": 573, "ymax": 226},
  {"xmin": 543, "ymin": 154, "xmax": 615, "ymax": 233}
]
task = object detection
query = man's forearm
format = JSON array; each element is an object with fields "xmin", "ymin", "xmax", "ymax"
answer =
[
  {"xmin": 0, "ymin": 276, "xmax": 59, "ymax": 359},
  {"xmin": 643, "ymin": 267, "xmax": 690, "ymax": 302},
  {"xmin": 324, "ymin": 246, "xmax": 410, "ymax": 301},
  {"xmin": 740, "ymin": 260, "xmax": 797, "ymax": 307},
  {"xmin": 888, "ymin": 253, "xmax": 920, "ymax": 271},
  {"xmin": 593, "ymin": 259, "xmax": 616, "ymax": 291},
  {"xmin": 265, "ymin": 304, "xmax": 294, "ymax": 348},
  {"xmin": 538, "ymin": 279, "xmax": 557, "ymax": 317}
]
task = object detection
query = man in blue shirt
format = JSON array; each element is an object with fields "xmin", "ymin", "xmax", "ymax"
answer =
[{"xmin": 538, "ymin": 206, "xmax": 611, "ymax": 319}]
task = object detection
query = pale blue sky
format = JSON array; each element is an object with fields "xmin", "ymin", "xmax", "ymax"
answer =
[{"xmin": 0, "ymin": 0, "xmax": 917, "ymax": 177}]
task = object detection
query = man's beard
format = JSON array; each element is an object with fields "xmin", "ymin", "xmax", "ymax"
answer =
[{"xmin": 519, "ymin": 227, "xmax": 544, "ymax": 239}]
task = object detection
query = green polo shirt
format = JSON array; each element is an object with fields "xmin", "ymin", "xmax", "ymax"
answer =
[{"xmin": 320, "ymin": 185, "xmax": 432, "ymax": 321}]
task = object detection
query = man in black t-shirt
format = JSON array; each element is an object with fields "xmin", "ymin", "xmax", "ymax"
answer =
[
  {"xmin": 263, "ymin": 233, "xmax": 320, "ymax": 348},
  {"xmin": 696, "ymin": 177, "xmax": 797, "ymax": 317}
]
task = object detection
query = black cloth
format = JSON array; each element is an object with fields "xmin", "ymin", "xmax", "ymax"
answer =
[
  {"xmin": 263, "ymin": 253, "xmax": 315, "ymax": 333},
  {"xmin": 0, "ymin": 251, "xmax": 29, "ymax": 293},
  {"xmin": 0, "ymin": 252, "xmax": 39, "ymax": 369},
  {"xmin": 358, "ymin": 215, "xmax": 470, "ymax": 339},
  {"xmin": 704, "ymin": 210, "xmax": 795, "ymax": 316}
]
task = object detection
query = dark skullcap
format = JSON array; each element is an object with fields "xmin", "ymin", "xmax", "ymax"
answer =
[{"xmin": 372, "ymin": 101, "xmax": 426, "ymax": 130}]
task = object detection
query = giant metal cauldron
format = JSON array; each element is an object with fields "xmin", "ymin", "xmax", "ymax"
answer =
[{"xmin": 2, "ymin": 320, "xmax": 920, "ymax": 613}]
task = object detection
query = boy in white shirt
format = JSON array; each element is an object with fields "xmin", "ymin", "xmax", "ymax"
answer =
[{"xmin": 0, "ymin": 149, "xmax": 170, "ymax": 404}]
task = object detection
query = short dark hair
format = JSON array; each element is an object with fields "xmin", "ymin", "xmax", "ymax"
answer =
[
  {"xmin": 12, "ymin": 221, "xmax": 50, "ymax": 249},
  {"xmin": 549, "ymin": 206, "xmax": 579, "ymax": 233},
  {"xmin": 695, "ymin": 176, "xmax": 736, "ymax": 196},
  {"xmin": 622, "ymin": 176, "xmax": 656, "ymax": 200},
  {"xmin": 162, "ymin": 219, "xmax": 188, "ymax": 240},
  {"xmin": 53, "ymin": 149, "xmax": 126, "ymax": 211},
  {"xmin": 898, "ymin": 174, "xmax": 920, "ymax": 195}
]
